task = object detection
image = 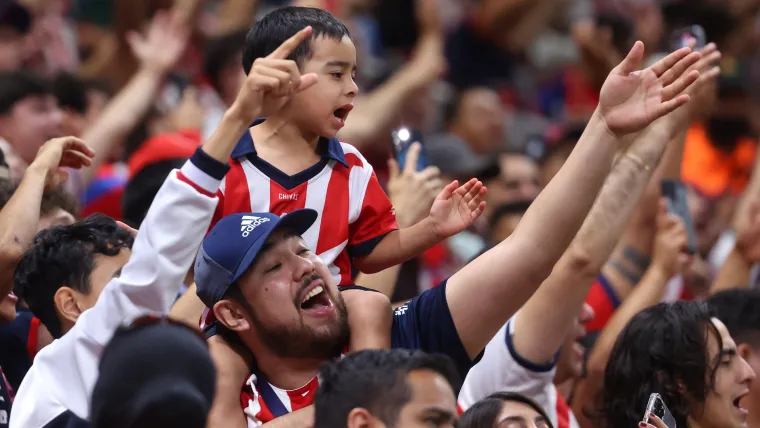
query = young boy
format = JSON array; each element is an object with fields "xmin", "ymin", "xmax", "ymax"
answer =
[{"xmin": 203, "ymin": 6, "xmax": 486, "ymax": 425}]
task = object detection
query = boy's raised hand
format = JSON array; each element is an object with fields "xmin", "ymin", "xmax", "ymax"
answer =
[
  {"xmin": 428, "ymin": 178, "xmax": 487, "ymax": 240},
  {"xmin": 232, "ymin": 26, "xmax": 319, "ymax": 121}
]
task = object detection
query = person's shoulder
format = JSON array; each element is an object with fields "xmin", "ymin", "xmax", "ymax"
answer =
[
  {"xmin": 335, "ymin": 140, "xmax": 370, "ymax": 168},
  {"xmin": 8, "ymin": 360, "xmax": 69, "ymax": 428}
]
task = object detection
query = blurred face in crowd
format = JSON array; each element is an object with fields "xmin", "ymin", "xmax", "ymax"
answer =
[
  {"xmin": 737, "ymin": 342, "xmax": 760, "ymax": 428},
  {"xmin": 689, "ymin": 318, "xmax": 755, "ymax": 428},
  {"xmin": 555, "ymin": 303, "xmax": 594, "ymax": 384},
  {"xmin": 541, "ymin": 141, "xmax": 575, "ymax": 187},
  {"xmin": 216, "ymin": 228, "xmax": 349, "ymax": 359},
  {"xmin": 384, "ymin": 369, "xmax": 458, "ymax": 428},
  {"xmin": 687, "ymin": 188, "xmax": 734, "ymax": 256},
  {"xmin": 490, "ymin": 211, "xmax": 523, "ymax": 245},
  {"xmin": 55, "ymin": 248, "xmax": 131, "ymax": 332},
  {"xmin": 0, "ymin": 26, "xmax": 24, "ymax": 71},
  {"xmin": 498, "ymin": 154, "xmax": 541, "ymax": 202},
  {"xmin": 494, "ymin": 399, "xmax": 551, "ymax": 428},
  {"xmin": 219, "ymin": 53, "xmax": 245, "ymax": 106},
  {"xmin": 451, "ymin": 87, "xmax": 505, "ymax": 155},
  {"xmin": 61, "ymin": 87, "xmax": 109, "ymax": 137},
  {"xmin": 0, "ymin": 93, "xmax": 62, "ymax": 163},
  {"xmin": 286, "ymin": 35, "xmax": 359, "ymax": 139}
]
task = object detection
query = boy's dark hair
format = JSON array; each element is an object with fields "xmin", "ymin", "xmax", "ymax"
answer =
[
  {"xmin": 52, "ymin": 72, "xmax": 112, "ymax": 114},
  {"xmin": 204, "ymin": 30, "xmax": 248, "ymax": 94},
  {"xmin": 459, "ymin": 392, "xmax": 553, "ymax": 428},
  {"xmin": 242, "ymin": 6, "xmax": 350, "ymax": 74},
  {"xmin": 599, "ymin": 301, "xmax": 720, "ymax": 428},
  {"xmin": 314, "ymin": 349, "xmax": 460, "ymax": 428},
  {"xmin": 0, "ymin": 179, "xmax": 79, "ymax": 217},
  {"xmin": 709, "ymin": 289, "xmax": 760, "ymax": 349},
  {"xmin": 14, "ymin": 214, "xmax": 134, "ymax": 338},
  {"xmin": 0, "ymin": 71, "xmax": 53, "ymax": 115}
]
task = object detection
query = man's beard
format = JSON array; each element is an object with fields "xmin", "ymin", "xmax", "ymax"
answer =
[{"xmin": 249, "ymin": 284, "xmax": 350, "ymax": 360}]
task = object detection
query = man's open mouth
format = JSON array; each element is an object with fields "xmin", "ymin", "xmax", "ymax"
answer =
[{"xmin": 300, "ymin": 284, "xmax": 331, "ymax": 310}]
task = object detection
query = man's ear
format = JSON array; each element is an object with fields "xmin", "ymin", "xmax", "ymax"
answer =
[
  {"xmin": 54, "ymin": 286, "xmax": 82, "ymax": 325},
  {"xmin": 346, "ymin": 407, "xmax": 376, "ymax": 428},
  {"xmin": 214, "ymin": 299, "xmax": 252, "ymax": 332}
]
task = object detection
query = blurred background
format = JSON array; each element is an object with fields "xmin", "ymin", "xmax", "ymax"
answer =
[{"xmin": 0, "ymin": 0, "xmax": 757, "ymax": 303}]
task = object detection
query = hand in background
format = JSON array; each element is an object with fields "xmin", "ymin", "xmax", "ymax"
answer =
[
  {"xmin": 127, "ymin": 9, "xmax": 190, "ymax": 75},
  {"xmin": 598, "ymin": 42, "xmax": 700, "ymax": 137},
  {"xmin": 29, "ymin": 136, "xmax": 95, "ymax": 190},
  {"xmin": 651, "ymin": 199, "xmax": 692, "ymax": 278},
  {"xmin": 387, "ymin": 143, "xmax": 444, "ymax": 228}
]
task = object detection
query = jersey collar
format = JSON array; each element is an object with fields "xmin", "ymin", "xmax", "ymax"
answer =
[{"xmin": 230, "ymin": 118, "xmax": 348, "ymax": 167}]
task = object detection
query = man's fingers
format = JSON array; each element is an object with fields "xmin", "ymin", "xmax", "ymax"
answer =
[
  {"xmin": 454, "ymin": 178, "xmax": 477, "ymax": 197},
  {"xmin": 617, "ymin": 40, "xmax": 645, "ymax": 75},
  {"xmin": 387, "ymin": 158, "xmax": 400, "ymax": 180},
  {"xmin": 661, "ymin": 69, "xmax": 700, "ymax": 101},
  {"xmin": 60, "ymin": 150, "xmax": 93, "ymax": 169},
  {"xmin": 116, "ymin": 221, "xmax": 139, "ymax": 237},
  {"xmin": 436, "ymin": 180, "xmax": 458, "ymax": 200},
  {"xmin": 653, "ymin": 94, "xmax": 690, "ymax": 119},
  {"xmin": 58, "ymin": 136, "xmax": 95, "ymax": 157},
  {"xmin": 268, "ymin": 26, "xmax": 313, "ymax": 60},
  {"xmin": 403, "ymin": 143, "xmax": 422, "ymax": 175},
  {"xmin": 417, "ymin": 165, "xmax": 441, "ymax": 182},
  {"xmin": 650, "ymin": 46, "xmax": 692, "ymax": 78},
  {"xmin": 658, "ymin": 51, "xmax": 700, "ymax": 87}
]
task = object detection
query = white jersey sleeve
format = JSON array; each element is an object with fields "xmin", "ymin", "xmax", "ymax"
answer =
[
  {"xmin": 10, "ymin": 154, "xmax": 224, "ymax": 428},
  {"xmin": 459, "ymin": 314, "xmax": 580, "ymax": 428}
]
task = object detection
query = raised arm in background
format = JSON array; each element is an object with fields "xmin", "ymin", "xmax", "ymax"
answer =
[
  {"xmin": 573, "ymin": 204, "xmax": 691, "ymax": 428},
  {"xmin": 599, "ymin": 43, "xmax": 720, "ymax": 307},
  {"xmin": 0, "ymin": 137, "xmax": 94, "ymax": 298},
  {"xmin": 510, "ymin": 43, "xmax": 721, "ymax": 365},
  {"xmin": 75, "ymin": 9, "xmax": 189, "ymax": 189},
  {"xmin": 445, "ymin": 41, "xmax": 701, "ymax": 360},
  {"xmin": 338, "ymin": 0, "xmax": 445, "ymax": 149}
]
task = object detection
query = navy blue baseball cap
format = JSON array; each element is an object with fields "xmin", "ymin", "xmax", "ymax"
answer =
[{"xmin": 195, "ymin": 209, "xmax": 318, "ymax": 308}]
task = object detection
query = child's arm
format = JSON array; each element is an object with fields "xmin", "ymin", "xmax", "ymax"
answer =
[
  {"xmin": 207, "ymin": 334, "xmax": 253, "ymax": 428},
  {"xmin": 343, "ymin": 289, "xmax": 392, "ymax": 351},
  {"xmin": 354, "ymin": 178, "xmax": 486, "ymax": 274}
]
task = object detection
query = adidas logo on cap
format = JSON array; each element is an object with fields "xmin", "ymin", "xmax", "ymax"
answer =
[{"xmin": 240, "ymin": 215, "xmax": 270, "ymax": 237}]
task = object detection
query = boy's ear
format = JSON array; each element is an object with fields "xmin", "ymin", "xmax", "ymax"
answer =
[
  {"xmin": 214, "ymin": 300, "xmax": 252, "ymax": 332},
  {"xmin": 54, "ymin": 286, "xmax": 83, "ymax": 325}
]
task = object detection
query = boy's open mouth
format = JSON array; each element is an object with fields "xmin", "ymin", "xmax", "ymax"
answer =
[{"xmin": 333, "ymin": 104, "xmax": 353, "ymax": 120}]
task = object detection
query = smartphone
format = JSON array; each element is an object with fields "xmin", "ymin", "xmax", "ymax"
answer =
[
  {"xmin": 670, "ymin": 25, "xmax": 707, "ymax": 51},
  {"xmin": 644, "ymin": 393, "xmax": 677, "ymax": 428},
  {"xmin": 392, "ymin": 127, "xmax": 429, "ymax": 171},
  {"xmin": 661, "ymin": 179, "xmax": 697, "ymax": 255}
]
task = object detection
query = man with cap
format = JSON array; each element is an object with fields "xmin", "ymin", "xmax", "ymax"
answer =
[{"xmin": 0, "ymin": 1, "xmax": 31, "ymax": 72}]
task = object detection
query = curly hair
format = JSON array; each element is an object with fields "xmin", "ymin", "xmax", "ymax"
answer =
[
  {"xmin": 14, "ymin": 213, "xmax": 133, "ymax": 338},
  {"xmin": 599, "ymin": 301, "xmax": 721, "ymax": 428}
]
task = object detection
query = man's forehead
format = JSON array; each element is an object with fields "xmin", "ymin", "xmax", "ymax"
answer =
[{"xmin": 264, "ymin": 228, "xmax": 306, "ymax": 245}]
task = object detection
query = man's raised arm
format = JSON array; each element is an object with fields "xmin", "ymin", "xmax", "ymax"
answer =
[{"xmin": 446, "ymin": 42, "xmax": 701, "ymax": 359}]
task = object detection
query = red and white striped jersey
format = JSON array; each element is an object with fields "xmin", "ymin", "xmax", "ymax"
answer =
[
  {"xmin": 459, "ymin": 316, "xmax": 580, "ymax": 428},
  {"xmin": 210, "ymin": 122, "xmax": 398, "ymax": 287},
  {"xmin": 240, "ymin": 373, "xmax": 320, "ymax": 426}
]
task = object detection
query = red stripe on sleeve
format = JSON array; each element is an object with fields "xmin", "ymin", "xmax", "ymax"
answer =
[
  {"xmin": 177, "ymin": 170, "xmax": 217, "ymax": 197},
  {"xmin": 27, "ymin": 316, "xmax": 41, "ymax": 360}
]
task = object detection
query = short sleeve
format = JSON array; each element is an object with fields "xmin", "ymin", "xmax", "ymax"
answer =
[
  {"xmin": 348, "ymin": 171, "xmax": 398, "ymax": 259},
  {"xmin": 391, "ymin": 279, "xmax": 481, "ymax": 382},
  {"xmin": 458, "ymin": 316, "xmax": 557, "ymax": 409}
]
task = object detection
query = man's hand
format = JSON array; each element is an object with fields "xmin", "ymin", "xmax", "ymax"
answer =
[
  {"xmin": 127, "ymin": 9, "xmax": 190, "ymax": 75},
  {"xmin": 651, "ymin": 199, "xmax": 692, "ymax": 278},
  {"xmin": 29, "ymin": 136, "xmax": 95, "ymax": 190},
  {"xmin": 387, "ymin": 143, "xmax": 444, "ymax": 228},
  {"xmin": 428, "ymin": 178, "xmax": 486, "ymax": 239},
  {"xmin": 598, "ymin": 41, "xmax": 701, "ymax": 137},
  {"xmin": 735, "ymin": 202, "xmax": 760, "ymax": 263},
  {"xmin": 231, "ymin": 26, "xmax": 319, "ymax": 122}
]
